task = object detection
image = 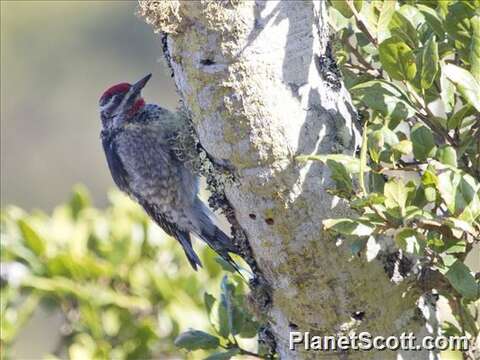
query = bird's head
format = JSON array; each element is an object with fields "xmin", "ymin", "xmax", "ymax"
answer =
[{"xmin": 99, "ymin": 73, "xmax": 151, "ymax": 128}]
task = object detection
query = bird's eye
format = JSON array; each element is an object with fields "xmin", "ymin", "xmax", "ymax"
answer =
[{"xmin": 100, "ymin": 94, "xmax": 117, "ymax": 108}]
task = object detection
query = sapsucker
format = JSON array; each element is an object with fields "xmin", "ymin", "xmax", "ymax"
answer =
[{"xmin": 99, "ymin": 74, "xmax": 238, "ymax": 270}]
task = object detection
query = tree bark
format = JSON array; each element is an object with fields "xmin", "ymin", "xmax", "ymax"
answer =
[{"xmin": 138, "ymin": 1, "xmax": 439, "ymax": 359}]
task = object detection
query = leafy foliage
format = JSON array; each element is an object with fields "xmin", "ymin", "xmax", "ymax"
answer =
[
  {"xmin": 1, "ymin": 186, "xmax": 262, "ymax": 359},
  {"xmin": 323, "ymin": 0, "xmax": 480, "ymax": 356}
]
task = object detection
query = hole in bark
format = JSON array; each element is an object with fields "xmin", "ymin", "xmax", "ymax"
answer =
[
  {"xmin": 352, "ymin": 311, "xmax": 365, "ymax": 320},
  {"xmin": 265, "ymin": 218, "xmax": 274, "ymax": 225},
  {"xmin": 249, "ymin": 213, "xmax": 257, "ymax": 220},
  {"xmin": 289, "ymin": 322, "xmax": 299, "ymax": 330},
  {"xmin": 200, "ymin": 59, "xmax": 216, "ymax": 65}
]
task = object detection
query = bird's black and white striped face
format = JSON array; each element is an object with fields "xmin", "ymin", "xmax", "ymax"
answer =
[{"xmin": 99, "ymin": 74, "xmax": 152, "ymax": 129}]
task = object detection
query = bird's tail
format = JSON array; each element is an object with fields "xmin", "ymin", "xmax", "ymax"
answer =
[
  {"xmin": 175, "ymin": 230, "xmax": 203, "ymax": 271},
  {"xmin": 140, "ymin": 199, "xmax": 202, "ymax": 271},
  {"xmin": 192, "ymin": 198, "xmax": 242, "ymax": 273}
]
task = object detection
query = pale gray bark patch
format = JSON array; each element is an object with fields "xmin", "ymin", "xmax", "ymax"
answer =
[{"xmin": 138, "ymin": 1, "xmax": 439, "ymax": 359}]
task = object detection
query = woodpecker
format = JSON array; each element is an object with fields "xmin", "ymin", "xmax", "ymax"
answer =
[{"xmin": 99, "ymin": 74, "xmax": 238, "ymax": 270}]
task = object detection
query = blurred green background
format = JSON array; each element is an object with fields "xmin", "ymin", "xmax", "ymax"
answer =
[
  {"xmin": 1, "ymin": 2, "xmax": 257, "ymax": 359},
  {"xmin": 1, "ymin": 0, "xmax": 178, "ymax": 210}
]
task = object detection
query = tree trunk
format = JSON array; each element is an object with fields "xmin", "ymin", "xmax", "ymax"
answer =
[{"xmin": 138, "ymin": 1, "xmax": 439, "ymax": 359}]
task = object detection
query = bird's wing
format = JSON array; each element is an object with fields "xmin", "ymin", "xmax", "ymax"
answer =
[
  {"xmin": 111, "ymin": 126, "xmax": 203, "ymax": 270},
  {"xmin": 140, "ymin": 200, "xmax": 202, "ymax": 270},
  {"xmin": 114, "ymin": 126, "xmax": 177, "ymax": 199},
  {"xmin": 101, "ymin": 131, "xmax": 132, "ymax": 194}
]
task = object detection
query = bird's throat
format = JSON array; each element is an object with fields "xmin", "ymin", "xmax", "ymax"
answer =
[{"xmin": 128, "ymin": 98, "xmax": 146, "ymax": 118}]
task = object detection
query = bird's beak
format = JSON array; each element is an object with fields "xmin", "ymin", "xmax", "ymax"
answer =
[{"xmin": 131, "ymin": 73, "xmax": 152, "ymax": 94}]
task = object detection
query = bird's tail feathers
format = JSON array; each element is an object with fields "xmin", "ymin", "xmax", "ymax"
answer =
[
  {"xmin": 193, "ymin": 198, "xmax": 244, "ymax": 276},
  {"xmin": 175, "ymin": 230, "xmax": 202, "ymax": 271},
  {"xmin": 193, "ymin": 198, "xmax": 239, "ymax": 254},
  {"xmin": 140, "ymin": 200, "xmax": 202, "ymax": 271}
]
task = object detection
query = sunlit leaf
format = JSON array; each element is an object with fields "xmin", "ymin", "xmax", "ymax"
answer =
[
  {"xmin": 447, "ymin": 105, "xmax": 474, "ymax": 130},
  {"xmin": 17, "ymin": 219, "xmax": 46, "ymax": 257},
  {"xmin": 351, "ymin": 80, "xmax": 416, "ymax": 121},
  {"xmin": 421, "ymin": 35, "xmax": 439, "ymax": 89},
  {"xmin": 377, "ymin": 1, "xmax": 396, "ymax": 42},
  {"xmin": 436, "ymin": 145, "xmax": 457, "ymax": 167},
  {"xmin": 395, "ymin": 228, "xmax": 424, "ymax": 255},
  {"xmin": 411, "ymin": 124, "xmax": 436, "ymax": 161},
  {"xmin": 379, "ymin": 37, "xmax": 416, "ymax": 81},
  {"xmin": 388, "ymin": 11, "xmax": 418, "ymax": 48},
  {"xmin": 323, "ymin": 218, "xmax": 375, "ymax": 237},
  {"xmin": 439, "ymin": 258, "xmax": 480, "ymax": 301},
  {"xmin": 417, "ymin": 4, "xmax": 445, "ymax": 40},
  {"xmin": 174, "ymin": 330, "xmax": 220, "ymax": 350},
  {"xmin": 384, "ymin": 179, "xmax": 408, "ymax": 213},
  {"xmin": 443, "ymin": 64, "xmax": 480, "ymax": 111},
  {"xmin": 204, "ymin": 292, "xmax": 216, "ymax": 317},
  {"xmin": 470, "ymin": 15, "xmax": 480, "ymax": 81},
  {"xmin": 445, "ymin": 2, "xmax": 473, "ymax": 52},
  {"xmin": 440, "ymin": 65, "xmax": 456, "ymax": 114}
]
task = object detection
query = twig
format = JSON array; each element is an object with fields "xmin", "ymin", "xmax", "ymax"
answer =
[
  {"xmin": 346, "ymin": 0, "xmax": 378, "ymax": 47},
  {"xmin": 341, "ymin": 38, "xmax": 381, "ymax": 77}
]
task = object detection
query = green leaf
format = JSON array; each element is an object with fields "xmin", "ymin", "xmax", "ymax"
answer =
[
  {"xmin": 398, "ymin": 4, "xmax": 425, "ymax": 31},
  {"xmin": 441, "ymin": 259, "xmax": 480, "ymax": 301},
  {"xmin": 69, "ymin": 184, "xmax": 91, "ymax": 219},
  {"xmin": 296, "ymin": 154, "xmax": 368, "ymax": 173},
  {"xmin": 17, "ymin": 219, "xmax": 46, "ymax": 257},
  {"xmin": 440, "ymin": 65, "xmax": 456, "ymax": 114},
  {"xmin": 436, "ymin": 145, "xmax": 457, "ymax": 167},
  {"xmin": 367, "ymin": 130, "xmax": 383, "ymax": 163},
  {"xmin": 204, "ymin": 292, "xmax": 216, "ymax": 317},
  {"xmin": 351, "ymin": 193, "xmax": 385, "ymax": 209},
  {"xmin": 384, "ymin": 179, "xmax": 408, "ymax": 213},
  {"xmin": 204, "ymin": 348, "xmax": 240, "ymax": 360},
  {"xmin": 102, "ymin": 308, "xmax": 120, "ymax": 337},
  {"xmin": 174, "ymin": 330, "xmax": 220, "ymax": 350},
  {"xmin": 368, "ymin": 172, "xmax": 385, "ymax": 193},
  {"xmin": 445, "ymin": 2, "xmax": 473, "ymax": 52},
  {"xmin": 326, "ymin": 160, "xmax": 353, "ymax": 192},
  {"xmin": 388, "ymin": 11, "xmax": 418, "ymax": 49},
  {"xmin": 447, "ymin": 105, "xmax": 474, "ymax": 130},
  {"xmin": 217, "ymin": 302, "xmax": 230, "ymax": 339},
  {"xmin": 329, "ymin": 0, "xmax": 362, "ymax": 18},
  {"xmin": 411, "ymin": 124, "xmax": 436, "ymax": 161},
  {"xmin": 443, "ymin": 239, "xmax": 467, "ymax": 255},
  {"xmin": 323, "ymin": 218, "xmax": 375, "ymax": 237},
  {"xmin": 471, "ymin": 15, "xmax": 480, "ymax": 82},
  {"xmin": 424, "ymin": 186, "xmax": 437, "ymax": 202},
  {"xmin": 392, "ymin": 140, "xmax": 413, "ymax": 155},
  {"xmin": 417, "ymin": 4, "xmax": 445, "ymax": 40},
  {"xmin": 443, "ymin": 64, "xmax": 480, "ymax": 112},
  {"xmin": 444, "ymin": 217, "xmax": 478, "ymax": 239},
  {"xmin": 436, "ymin": 168, "xmax": 480, "ymax": 222},
  {"xmin": 351, "ymin": 80, "xmax": 416, "ymax": 121},
  {"xmin": 377, "ymin": 1, "xmax": 396, "ymax": 42},
  {"xmin": 379, "ymin": 37, "xmax": 417, "ymax": 81},
  {"xmin": 422, "ymin": 166, "xmax": 438, "ymax": 187},
  {"xmin": 220, "ymin": 276, "xmax": 234, "ymax": 335},
  {"xmin": 421, "ymin": 35, "xmax": 439, "ymax": 89},
  {"xmin": 395, "ymin": 229, "xmax": 424, "ymax": 255}
]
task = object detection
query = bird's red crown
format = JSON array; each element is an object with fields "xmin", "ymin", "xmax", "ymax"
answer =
[{"xmin": 100, "ymin": 83, "xmax": 131, "ymax": 102}]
